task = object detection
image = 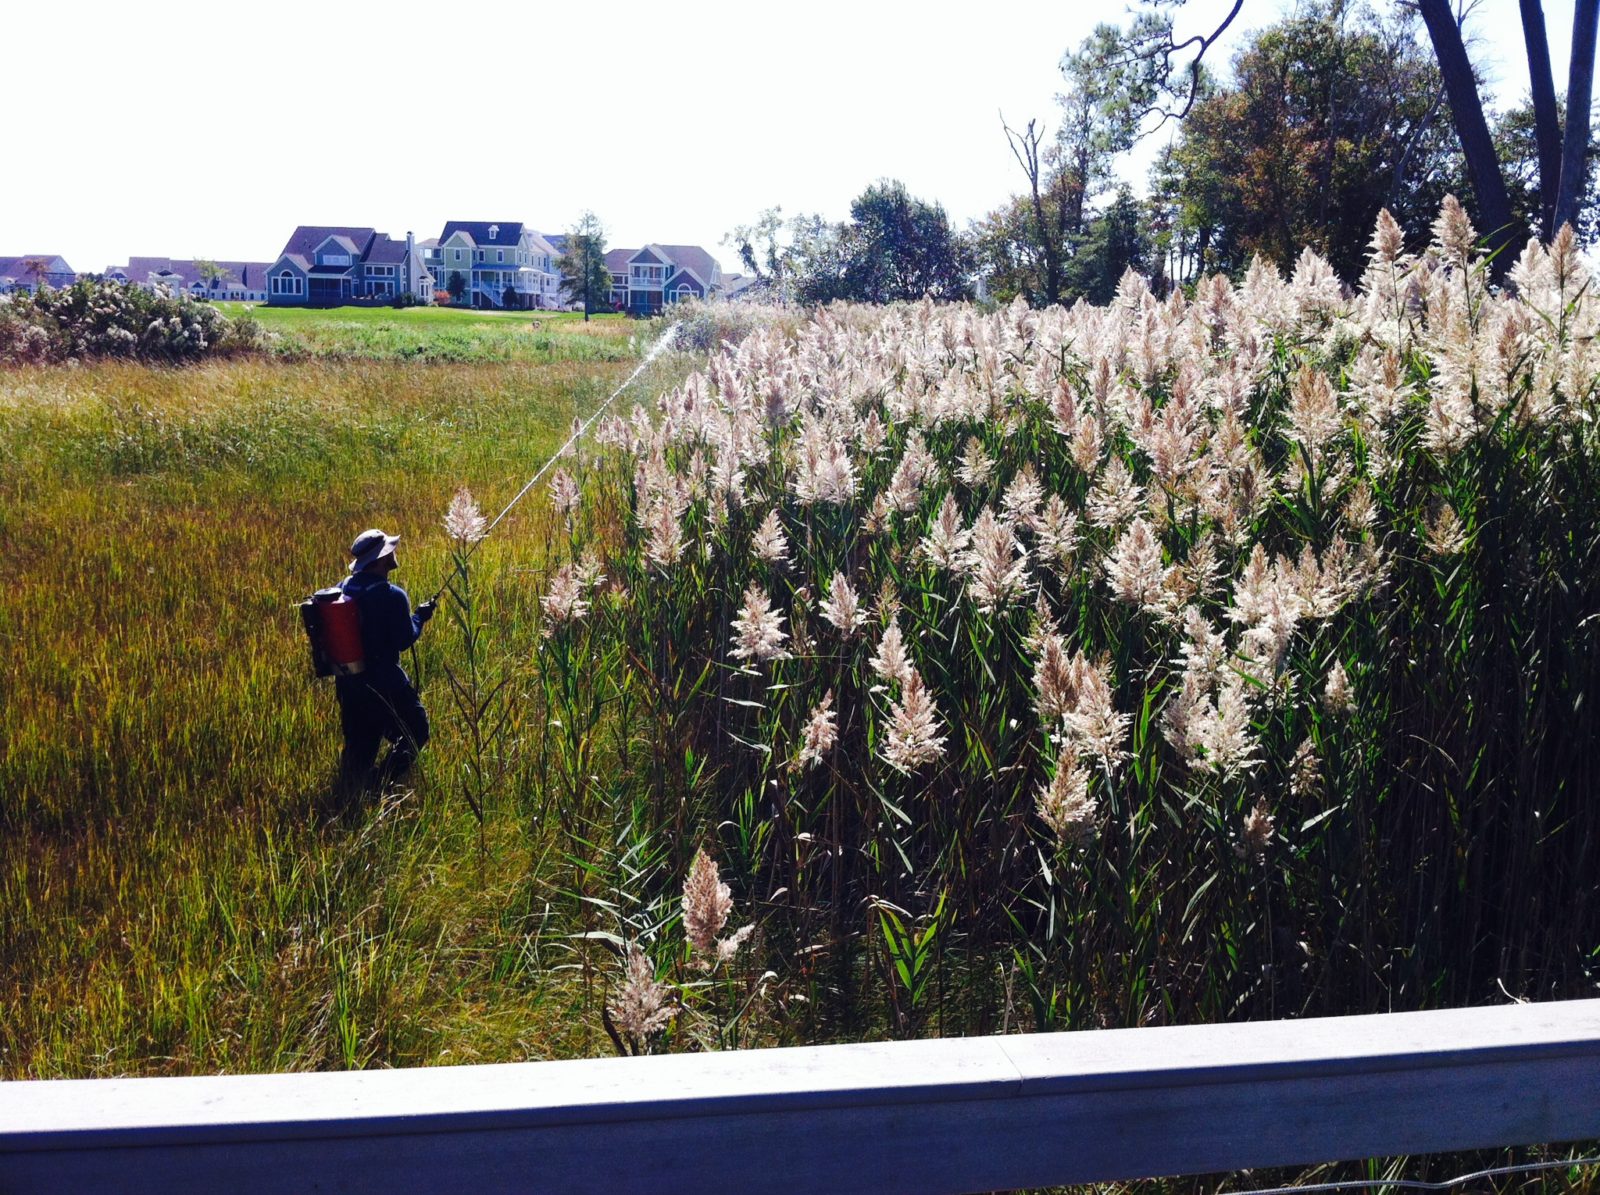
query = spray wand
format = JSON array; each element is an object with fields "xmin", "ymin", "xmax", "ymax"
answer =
[{"xmin": 422, "ymin": 322, "xmax": 679, "ymax": 607}]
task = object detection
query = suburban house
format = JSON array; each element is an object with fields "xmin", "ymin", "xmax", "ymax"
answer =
[
  {"xmin": 604, "ymin": 249, "xmax": 633, "ymax": 308},
  {"xmin": 265, "ymin": 226, "xmax": 433, "ymax": 307},
  {"xmin": 0, "ymin": 254, "xmax": 76, "ymax": 294},
  {"xmin": 105, "ymin": 258, "xmax": 272, "ymax": 302},
  {"xmin": 606, "ymin": 245, "xmax": 723, "ymax": 315},
  {"xmin": 429, "ymin": 221, "xmax": 562, "ymax": 309}
]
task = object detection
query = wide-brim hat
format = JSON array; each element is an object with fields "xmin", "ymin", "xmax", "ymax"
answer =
[{"xmin": 349, "ymin": 528, "xmax": 400, "ymax": 573}]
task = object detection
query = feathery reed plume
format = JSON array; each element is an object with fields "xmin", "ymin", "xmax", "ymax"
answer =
[
  {"xmin": 819, "ymin": 571, "xmax": 868, "ymax": 637},
  {"xmin": 956, "ymin": 436, "xmax": 994, "ymax": 486},
  {"xmin": 608, "ymin": 945, "xmax": 677, "ymax": 1047},
  {"xmin": 541, "ymin": 563, "xmax": 589, "ymax": 631},
  {"xmin": 752, "ymin": 508, "xmax": 790, "ymax": 563},
  {"xmin": 920, "ymin": 493, "xmax": 971, "ymax": 570},
  {"xmin": 869, "ymin": 616, "xmax": 913, "ymax": 687},
  {"xmin": 794, "ymin": 691, "xmax": 838, "ymax": 770},
  {"xmin": 1032, "ymin": 633, "xmax": 1080, "ymax": 723},
  {"xmin": 444, "ymin": 486, "xmax": 487, "ymax": 546},
  {"xmin": 1037, "ymin": 745, "xmax": 1097, "ymax": 845},
  {"xmin": 683, "ymin": 847, "xmax": 732, "ymax": 957},
  {"xmin": 730, "ymin": 583, "xmax": 789, "ymax": 662},
  {"xmin": 1241, "ymin": 798, "xmax": 1276, "ymax": 860},
  {"xmin": 643, "ymin": 499, "xmax": 684, "ymax": 570},
  {"xmin": 1001, "ymin": 464, "xmax": 1044, "ymax": 528},
  {"xmin": 1291, "ymin": 737, "xmax": 1323, "ymax": 800},
  {"xmin": 548, "ymin": 469, "xmax": 581, "ymax": 519},
  {"xmin": 1323, "ymin": 660, "xmax": 1353, "ymax": 714},
  {"xmin": 1194, "ymin": 676, "xmax": 1260, "ymax": 778},
  {"xmin": 1105, "ymin": 517, "xmax": 1166, "ymax": 610},
  {"xmin": 963, "ymin": 507, "xmax": 1029, "ymax": 612},
  {"xmin": 1424, "ymin": 504, "xmax": 1468, "ymax": 556},
  {"xmin": 883, "ymin": 668, "xmax": 947, "ymax": 772}
]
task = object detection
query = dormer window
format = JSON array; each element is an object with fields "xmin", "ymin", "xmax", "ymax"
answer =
[{"xmin": 488, "ymin": 224, "xmax": 500, "ymax": 240}]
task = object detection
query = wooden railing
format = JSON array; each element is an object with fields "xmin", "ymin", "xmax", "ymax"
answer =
[{"xmin": 2, "ymin": 1000, "xmax": 1597, "ymax": 1194}]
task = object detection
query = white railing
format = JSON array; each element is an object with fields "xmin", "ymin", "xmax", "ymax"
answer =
[{"xmin": 2, "ymin": 1001, "xmax": 1597, "ymax": 1193}]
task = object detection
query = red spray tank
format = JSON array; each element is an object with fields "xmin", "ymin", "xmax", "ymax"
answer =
[{"xmin": 299, "ymin": 588, "xmax": 365, "ymax": 678}]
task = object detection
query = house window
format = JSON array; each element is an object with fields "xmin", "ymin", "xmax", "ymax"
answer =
[
  {"xmin": 475, "ymin": 250, "xmax": 484, "ymax": 262},
  {"xmin": 675, "ymin": 285, "xmax": 695, "ymax": 302},
  {"xmin": 497, "ymin": 250, "xmax": 504, "ymax": 263}
]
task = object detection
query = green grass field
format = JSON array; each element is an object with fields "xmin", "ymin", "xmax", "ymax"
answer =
[
  {"xmin": 217, "ymin": 302, "xmax": 638, "ymax": 364},
  {"xmin": 0, "ymin": 321, "xmax": 697, "ymax": 1077}
]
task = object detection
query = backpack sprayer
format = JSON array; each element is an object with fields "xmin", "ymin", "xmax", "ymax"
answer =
[{"xmin": 298, "ymin": 323, "xmax": 680, "ymax": 679}]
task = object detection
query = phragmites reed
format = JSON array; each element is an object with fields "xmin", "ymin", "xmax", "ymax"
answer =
[
  {"xmin": 883, "ymin": 668, "xmax": 947, "ymax": 773},
  {"xmin": 607, "ymin": 945, "xmax": 677, "ymax": 1048},
  {"xmin": 540, "ymin": 199, "xmax": 1600, "ymax": 1047},
  {"xmin": 682, "ymin": 848, "xmax": 752, "ymax": 967},
  {"xmin": 730, "ymin": 583, "xmax": 789, "ymax": 662},
  {"xmin": 444, "ymin": 486, "xmax": 487, "ymax": 546}
]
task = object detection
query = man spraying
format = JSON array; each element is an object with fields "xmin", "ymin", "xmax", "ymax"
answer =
[{"xmin": 334, "ymin": 528, "xmax": 436, "ymax": 801}]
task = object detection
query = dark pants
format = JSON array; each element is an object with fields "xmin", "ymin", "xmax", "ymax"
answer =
[{"xmin": 336, "ymin": 672, "xmax": 429, "ymax": 797}]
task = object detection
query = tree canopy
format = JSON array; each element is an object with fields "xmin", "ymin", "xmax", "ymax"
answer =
[{"xmin": 558, "ymin": 211, "xmax": 611, "ymax": 320}]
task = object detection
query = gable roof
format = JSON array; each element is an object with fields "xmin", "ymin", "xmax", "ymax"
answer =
[
  {"xmin": 629, "ymin": 246, "xmax": 668, "ymax": 267},
  {"xmin": 0, "ymin": 254, "xmax": 74, "ymax": 280},
  {"xmin": 439, "ymin": 221, "xmax": 525, "ymax": 247},
  {"xmin": 655, "ymin": 244, "xmax": 721, "ymax": 283},
  {"xmin": 110, "ymin": 257, "xmax": 275, "ymax": 290},
  {"xmin": 278, "ymin": 226, "xmax": 378, "ymax": 260},
  {"xmin": 605, "ymin": 249, "xmax": 636, "ymax": 274}
]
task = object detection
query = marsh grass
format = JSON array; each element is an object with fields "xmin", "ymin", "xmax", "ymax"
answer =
[
  {"xmin": 0, "ymin": 349, "xmax": 701, "ymax": 1076},
  {"xmin": 217, "ymin": 303, "xmax": 637, "ymax": 364}
]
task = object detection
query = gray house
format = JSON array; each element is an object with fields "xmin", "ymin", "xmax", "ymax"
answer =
[
  {"xmin": 265, "ymin": 226, "xmax": 433, "ymax": 307},
  {"xmin": 0, "ymin": 254, "xmax": 76, "ymax": 294},
  {"xmin": 607, "ymin": 244, "xmax": 723, "ymax": 315},
  {"xmin": 105, "ymin": 258, "xmax": 272, "ymax": 302}
]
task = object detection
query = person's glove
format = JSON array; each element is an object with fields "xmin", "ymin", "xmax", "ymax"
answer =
[{"xmin": 417, "ymin": 600, "xmax": 437, "ymax": 624}]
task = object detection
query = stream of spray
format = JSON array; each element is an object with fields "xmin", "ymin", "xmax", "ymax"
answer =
[{"xmin": 427, "ymin": 321, "xmax": 680, "ymax": 603}]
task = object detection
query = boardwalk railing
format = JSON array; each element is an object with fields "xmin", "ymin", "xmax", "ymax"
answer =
[{"xmin": 3, "ymin": 1000, "xmax": 1598, "ymax": 1194}]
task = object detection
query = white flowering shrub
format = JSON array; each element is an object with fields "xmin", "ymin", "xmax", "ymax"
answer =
[
  {"xmin": 539, "ymin": 199, "xmax": 1600, "ymax": 1032},
  {"xmin": 0, "ymin": 278, "xmax": 266, "ymax": 365}
]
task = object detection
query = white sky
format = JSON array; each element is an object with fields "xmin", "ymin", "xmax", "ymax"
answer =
[{"xmin": 0, "ymin": 0, "xmax": 1578, "ymax": 275}]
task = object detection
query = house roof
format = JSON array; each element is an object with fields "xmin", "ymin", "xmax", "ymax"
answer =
[
  {"xmin": 279, "ymin": 227, "xmax": 377, "ymax": 259},
  {"xmin": 364, "ymin": 235, "xmax": 410, "ymax": 265},
  {"xmin": 630, "ymin": 246, "xmax": 668, "ymax": 267},
  {"xmin": 605, "ymin": 249, "xmax": 636, "ymax": 274},
  {"xmin": 545, "ymin": 234, "xmax": 568, "ymax": 253},
  {"xmin": 526, "ymin": 230, "xmax": 558, "ymax": 257},
  {"xmin": 655, "ymin": 244, "xmax": 721, "ymax": 283},
  {"xmin": 0, "ymin": 254, "xmax": 74, "ymax": 279},
  {"xmin": 439, "ymin": 221, "xmax": 525, "ymax": 247},
  {"xmin": 105, "ymin": 257, "xmax": 272, "ymax": 290}
]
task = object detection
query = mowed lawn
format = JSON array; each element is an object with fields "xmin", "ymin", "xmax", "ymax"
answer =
[
  {"xmin": 0, "ymin": 324, "xmax": 689, "ymax": 1078},
  {"xmin": 218, "ymin": 301, "xmax": 638, "ymax": 363}
]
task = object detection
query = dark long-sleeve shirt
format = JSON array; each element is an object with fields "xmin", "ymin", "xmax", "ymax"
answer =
[{"xmin": 339, "ymin": 571, "xmax": 426, "ymax": 684}]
